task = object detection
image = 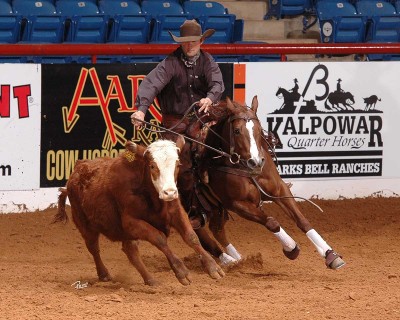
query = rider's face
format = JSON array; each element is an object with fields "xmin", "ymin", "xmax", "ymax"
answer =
[{"xmin": 181, "ymin": 40, "xmax": 202, "ymax": 57}]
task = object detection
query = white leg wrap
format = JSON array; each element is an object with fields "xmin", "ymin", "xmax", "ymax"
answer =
[
  {"xmin": 274, "ymin": 228, "xmax": 297, "ymax": 252},
  {"xmin": 225, "ymin": 243, "xmax": 242, "ymax": 261},
  {"xmin": 219, "ymin": 253, "xmax": 237, "ymax": 266},
  {"xmin": 306, "ymin": 229, "xmax": 332, "ymax": 257}
]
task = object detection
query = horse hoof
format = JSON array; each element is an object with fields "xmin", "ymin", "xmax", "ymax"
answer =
[
  {"xmin": 283, "ymin": 245, "xmax": 300, "ymax": 260},
  {"xmin": 325, "ymin": 250, "xmax": 346, "ymax": 270},
  {"xmin": 219, "ymin": 252, "xmax": 238, "ymax": 266}
]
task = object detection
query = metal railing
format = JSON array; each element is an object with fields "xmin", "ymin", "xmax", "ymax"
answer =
[{"xmin": 1, "ymin": 43, "xmax": 399, "ymax": 62}]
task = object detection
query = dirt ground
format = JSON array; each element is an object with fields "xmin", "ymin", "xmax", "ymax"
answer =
[{"xmin": 0, "ymin": 197, "xmax": 399, "ymax": 320}]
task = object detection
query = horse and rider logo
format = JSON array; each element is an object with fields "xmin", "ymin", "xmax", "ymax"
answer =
[{"xmin": 272, "ymin": 65, "xmax": 382, "ymax": 114}]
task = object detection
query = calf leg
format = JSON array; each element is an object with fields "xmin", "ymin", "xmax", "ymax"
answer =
[
  {"xmin": 166, "ymin": 201, "xmax": 225, "ymax": 279},
  {"xmin": 121, "ymin": 240, "xmax": 158, "ymax": 286},
  {"xmin": 122, "ymin": 215, "xmax": 191, "ymax": 285},
  {"xmin": 83, "ymin": 231, "xmax": 111, "ymax": 281}
]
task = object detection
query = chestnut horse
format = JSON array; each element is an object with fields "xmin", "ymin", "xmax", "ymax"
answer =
[{"xmin": 194, "ymin": 96, "xmax": 345, "ymax": 270}]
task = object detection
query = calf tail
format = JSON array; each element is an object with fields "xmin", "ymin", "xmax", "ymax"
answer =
[{"xmin": 52, "ymin": 187, "xmax": 69, "ymax": 224}]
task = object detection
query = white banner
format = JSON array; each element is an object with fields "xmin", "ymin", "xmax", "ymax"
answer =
[
  {"xmin": 245, "ymin": 61, "xmax": 400, "ymax": 179},
  {"xmin": 0, "ymin": 64, "xmax": 41, "ymax": 190}
]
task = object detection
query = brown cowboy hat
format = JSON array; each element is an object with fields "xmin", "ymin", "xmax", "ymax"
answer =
[{"xmin": 168, "ymin": 19, "xmax": 215, "ymax": 43}]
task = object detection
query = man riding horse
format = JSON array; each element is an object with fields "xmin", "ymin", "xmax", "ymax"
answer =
[{"xmin": 130, "ymin": 19, "xmax": 224, "ymax": 229}]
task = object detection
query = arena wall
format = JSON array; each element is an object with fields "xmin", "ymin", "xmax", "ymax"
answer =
[{"xmin": 1, "ymin": 62, "xmax": 399, "ymax": 213}]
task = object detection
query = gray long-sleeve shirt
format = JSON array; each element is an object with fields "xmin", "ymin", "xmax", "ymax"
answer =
[{"xmin": 135, "ymin": 47, "xmax": 225, "ymax": 116}]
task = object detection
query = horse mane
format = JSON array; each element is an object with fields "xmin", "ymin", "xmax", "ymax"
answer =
[{"xmin": 208, "ymin": 99, "xmax": 248, "ymax": 122}]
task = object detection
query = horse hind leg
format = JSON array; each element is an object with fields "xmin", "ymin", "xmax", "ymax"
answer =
[{"xmin": 208, "ymin": 209, "xmax": 242, "ymax": 265}]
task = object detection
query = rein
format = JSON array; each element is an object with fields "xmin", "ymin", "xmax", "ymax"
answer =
[{"xmin": 132, "ymin": 115, "xmax": 235, "ymax": 161}]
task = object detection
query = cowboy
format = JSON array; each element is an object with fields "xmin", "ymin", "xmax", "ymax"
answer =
[
  {"xmin": 290, "ymin": 78, "xmax": 299, "ymax": 95},
  {"xmin": 336, "ymin": 78, "xmax": 343, "ymax": 93},
  {"xmin": 131, "ymin": 19, "xmax": 225, "ymax": 229}
]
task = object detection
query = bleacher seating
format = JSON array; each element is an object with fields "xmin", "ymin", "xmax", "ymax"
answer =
[
  {"xmin": 354, "ymin": 1, "xmax": 400, "ymax": 60},
  {"xmin": 13, "ymin": 0, "xmax": 64, "ymax": 43},
  {"xmin": 183, "ymin": 1, "xmax": 237, "ymax": 43},
  {"xmin": 98, "ymin": 0, "xmax": 151, "ymax": 43},
  {"xmin": 0, "ymin": 0, "xmax": 21, "ymax": 44},
  {"xmin": 266, "ymin": 0, "xmax": 312, "ymax": 19},
  {"xmin": 56, "ymin": 0, "xmax": 108, "ymax": 43},
  {"xmin": 316, "ymin": 1, "xmax": 367, "ymax": 43},
  {"xmin": 141, "ymin": 0, "xmax": 191, "ymax": 42}
]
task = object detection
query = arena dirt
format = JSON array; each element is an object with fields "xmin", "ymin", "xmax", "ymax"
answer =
[{"xmin": 0, "ymin": 197, "xmax": 399, "ymax": 320}]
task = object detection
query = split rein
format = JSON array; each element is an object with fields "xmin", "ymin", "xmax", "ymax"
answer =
[{"xmin": 132, "ymin": 101, "xmax": 247, "ymax": 166}]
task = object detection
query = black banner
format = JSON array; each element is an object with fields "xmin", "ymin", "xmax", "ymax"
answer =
[{"xmin": 40, "ymin": 63, "xmax": 234, "ymax": 187}]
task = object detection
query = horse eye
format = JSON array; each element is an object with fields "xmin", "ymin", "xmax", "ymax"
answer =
[{"xmin": 234, "ymin": 128, "xmax": 240, "ymax": 135}]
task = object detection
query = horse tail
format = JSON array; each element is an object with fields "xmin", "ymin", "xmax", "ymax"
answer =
[{"xmin": 52, "ymin": 187, "xmax": 69, "ymax": 224}]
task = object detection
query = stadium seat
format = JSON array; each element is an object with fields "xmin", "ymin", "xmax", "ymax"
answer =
[
  {"xmin": 0, "ymin": 1, "xmax": 21, "ymax": 43},
  {"xmin": 141, "ymin": 1, "xmax": 191, "ymax": 42},
  {"xmin": 56, "ymin": 0, "xmax": 107, "ymax": 43},
  {"xmin": 316, "ymin": 1, "xmax": 366, "ymax": 43},
  {"xmin": 183, "ymin": 1, "xmax": 236, "ymax": 43},
  {"xmin": 355, "ymin": 1, "xmax": 399, "ymax": 42},
  {"xmin": 266, "ymin": 0, "xmax": 311, "ymax": 19},
  {"xmin": 98, "ymin": 0, "xmax": 151, "ymax": 43},
  {"xmin": 12, "ymin": 0, "xmax": 64, "ymax": 43},
  {"xmin": 355, "ymin": 0, "xmax": 398, "ymax": 17},
  {"xmin": 183, "ymin": 1, "xmax": 227, "ymax": 15}
]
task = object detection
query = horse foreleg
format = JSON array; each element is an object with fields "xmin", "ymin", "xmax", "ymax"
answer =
[
  {"xmin": 271, "ymin": 184, "xmax": 346, "ymax": 269},
  {"xmin": 229, "ymin": 201, "xmax": 300, "ymax": 260},
  {"xmin": 208, "ymin": 210, "xmax": 242, "ymax": 264}
]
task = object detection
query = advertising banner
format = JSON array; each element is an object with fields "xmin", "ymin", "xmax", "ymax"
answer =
[
  {"xmin": 0, "ymin": 64, "xmax": 41, "ymax": 190},
  {"xmin": 41, "ymin": 64, "xmax": 234, "ymax": 188},
  {"xmin": 245, "ymin": 62, "xmax": 400, "ymax": 179}
]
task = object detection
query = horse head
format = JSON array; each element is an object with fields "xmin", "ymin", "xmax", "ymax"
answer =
[{"xmin": 220, "ymin": 96, "xmax": 265, "ymax": 173}]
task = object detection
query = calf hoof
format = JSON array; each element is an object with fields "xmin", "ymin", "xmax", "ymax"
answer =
[
  {"xmin": 325, "ymin": 250, "xmax": 346, "ymax": 270},
  {"xmin": 283, "ymin": 244, "xmax": 300, "ymax": 260},
  {"xmin": 99, "ymin": 274, "xmax": 112, "ymax": 282},
  {"xmin": 144, "ymin": 278, "xmax": 160, "ymax": 286},
  {"xmin": 177, "ymin": 274, "xmax": 192, "ymax": 286}
]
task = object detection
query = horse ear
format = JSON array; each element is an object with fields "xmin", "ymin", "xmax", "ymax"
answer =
[
  {"xmin": 251, "ymin": 95, "xmax": 258, "ymax": 114},
  {"xmin": 175, "ymin": 134, "xmax": 185, "ymax": 153},
  {"xmin": 225, "ymin": 96, "xmax": 235, "ymax": 112}
]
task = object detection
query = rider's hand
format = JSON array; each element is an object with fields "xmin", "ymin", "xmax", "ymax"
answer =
[
  {"xmin": 198, "ymin": 97, "xmax": 213, "ymax": 114},
  {"xmin": 131, "ymin": 110, "xmax": 145, "ymax": 129}
]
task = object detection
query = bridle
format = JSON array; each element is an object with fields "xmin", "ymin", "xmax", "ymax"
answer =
[{"xmin": 134, "ymin": 101, "xmax": 264, "ymax": 170}]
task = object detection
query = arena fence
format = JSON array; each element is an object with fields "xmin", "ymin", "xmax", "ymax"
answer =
[{"xmin": 1, "ymin": 42, "xmax": 400, "ymax": 62}]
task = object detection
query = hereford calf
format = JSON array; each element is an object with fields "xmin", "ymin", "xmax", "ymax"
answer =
[{"xmin": 53, "ymin": 137, "xmax": 224, "ymax": 285}]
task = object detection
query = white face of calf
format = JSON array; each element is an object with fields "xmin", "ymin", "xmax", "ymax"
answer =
[{"xmin": 146, "ymin": 140, "xmax": 180, "ymax": 201}]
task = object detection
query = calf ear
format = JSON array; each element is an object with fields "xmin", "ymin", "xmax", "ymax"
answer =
[
  {"xmin": 175, "ymin": 134, "xmax": 185, "ymax": 152},
  {"xmin": 125, "ymin": 141, "xmax": 146, "ymax": 157}
]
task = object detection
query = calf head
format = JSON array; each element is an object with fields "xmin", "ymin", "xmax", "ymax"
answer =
[{"xmin": 126, "ymin": 136, "xmax": 185, "ymax": 201}]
